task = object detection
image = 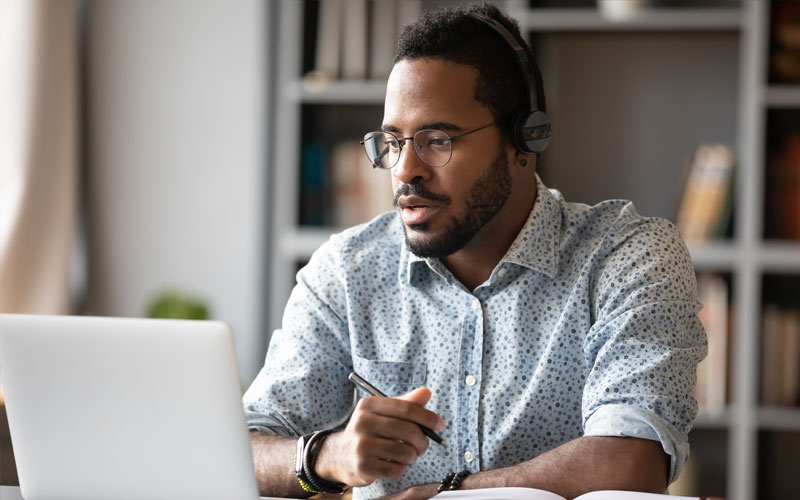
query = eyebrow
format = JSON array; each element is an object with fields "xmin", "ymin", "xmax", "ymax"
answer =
[{"xmin": 381, "ymin": 121, "xmax": 464, "ymax": 135}]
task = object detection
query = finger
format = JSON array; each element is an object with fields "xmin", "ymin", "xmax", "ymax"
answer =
[
  {"xmin": 359, "ymin": 394, "xmax": 445, "ymax": 433},
  {"xmin": 352, "ymin": 411, "xmax": 430, "ymax": 456},
  {"xmin": 396, "ymin": 387, "xmax": 445, "ymax": 432},
  {"xmin": 375, "ymin": 416, "xmax": 430, "ymax": 456},
  {"xmin": 365, "ymin": 437, "xmax": 420, "ymax": 466},
  {"xmin": 396, "ymin": 386, "xmax": 432, "ymax": 406},
  {"xmin": 356, "ymin": 455, "xmax": 407, "ymax": 482}
]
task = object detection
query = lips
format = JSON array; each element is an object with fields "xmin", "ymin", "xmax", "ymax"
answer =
[{"xmin": 397, "ymin": 195, "xmax": 442, "ymax": 226}]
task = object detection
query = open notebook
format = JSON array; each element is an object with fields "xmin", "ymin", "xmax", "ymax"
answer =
[{"xmin": 434, "ymin": 488, "xmax": 699, "ymax": 500}]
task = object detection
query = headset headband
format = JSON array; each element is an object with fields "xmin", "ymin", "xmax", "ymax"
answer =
[
  {"xmin": 470, "ymin": 12, "xmax": 551, "ymax": 155},
  {"xmin": 470, "ymin": 13, "xmax": 539, "ymax": 113}
]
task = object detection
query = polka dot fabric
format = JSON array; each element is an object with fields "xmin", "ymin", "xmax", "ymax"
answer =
[{"xmin": 243, "ymin": 175, "xmax": 707, "ymax": 499}]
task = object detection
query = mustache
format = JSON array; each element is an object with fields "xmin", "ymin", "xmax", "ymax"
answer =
[{"xmin": 392, "ymin": 182, "xmax": 451, "ymax": 208}]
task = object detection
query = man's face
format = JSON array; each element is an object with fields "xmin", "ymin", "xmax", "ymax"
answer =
[{"xmin": 383, "ymin": 58, "xmax": 514, "ymax": 258}]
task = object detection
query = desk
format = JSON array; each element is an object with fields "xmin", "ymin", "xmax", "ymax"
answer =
[{"xmin": 0, "ymin": 486, "xmax": 293, "ymax": 499}]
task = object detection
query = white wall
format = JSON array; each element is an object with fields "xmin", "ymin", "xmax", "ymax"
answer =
[{"xmin": 86, "ymin": 0, "xmax": 268, "ymax": 383}]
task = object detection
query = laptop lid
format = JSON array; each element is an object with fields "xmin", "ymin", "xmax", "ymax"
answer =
[{"xmin": 0, "ymin": 314, "xmax": 260, "ymax": 500}]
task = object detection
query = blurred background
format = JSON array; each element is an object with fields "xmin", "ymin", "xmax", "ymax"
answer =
[{"xmin": 1, "ymin": 0, "xmax": 799, "ymax": 498}]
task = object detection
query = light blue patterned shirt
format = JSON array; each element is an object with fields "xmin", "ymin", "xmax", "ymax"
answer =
[{"xmin": 243, "ymin": 176, "xmax": 707, "ymax": 499}]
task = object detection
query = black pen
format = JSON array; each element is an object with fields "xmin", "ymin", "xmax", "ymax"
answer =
[{"xmin": 348, "ymin": 371, "xmax": 449, "ymax": 448}]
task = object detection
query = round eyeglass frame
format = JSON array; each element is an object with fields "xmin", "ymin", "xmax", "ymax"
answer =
[{"xmin": 359, "ymin": 121, "xmax": 499, "ymax": 169}]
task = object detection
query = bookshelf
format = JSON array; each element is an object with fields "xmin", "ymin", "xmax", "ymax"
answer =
[{"xmin": 268, "ymin": 2, "xmax": 800, "ymax": 499}]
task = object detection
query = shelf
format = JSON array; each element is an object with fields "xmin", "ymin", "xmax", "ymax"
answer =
[
  {"xmin": 512, "ymin": 7, "xmax": 742, "ymax": 32},
  {"xmin": 270, "ymin": 2, "xmax": 774, "ymax": 498},
  {"xmin": 284, "ymin": 79, "xmax": 387, "ymax": 104},
  {"xmin": 764, "ymin": 86, "xmax": 800, "ymax": 108},
  {"xmin": 694, "ymin": 409, "xmax": 732, "ymax": 430},
  {"xmin": 758, "ymin": 242, "xmax": 800, "ymax": 272},
  {"xmin": 758, "ymin": 407, "xmax": 800, "ymax": 431},
  {"xmin": 689, "ymin": 241, "xmax": 739, "ymax": 270},
  {"xmin": 279, "ymin": 227, "xmax": 334, "ymax": 260},
  {"xmin": 689, "ymin": 241, "xmax": 800, "ymax": 272}
]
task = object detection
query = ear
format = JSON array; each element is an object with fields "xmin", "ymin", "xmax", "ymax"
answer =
[{"xmin": 515, "ymin": 151, "xmax": 532, "ymax": 168}]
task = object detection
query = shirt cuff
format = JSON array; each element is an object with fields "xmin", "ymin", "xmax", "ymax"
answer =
[
  {"xmin": 243, "ymin": 405, "xmax": 303, "ymax": 439},
  {"xmin": 583, "ymin": 403, "xmax": 689, "ymax": 484}
]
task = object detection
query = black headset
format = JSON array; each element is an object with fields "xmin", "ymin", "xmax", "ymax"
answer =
[{"xmin": 471, "ymin": 14, "xmax": 551, "ymax": 156}]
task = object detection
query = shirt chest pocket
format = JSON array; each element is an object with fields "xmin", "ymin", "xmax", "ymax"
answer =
[{"xmin": 352, "ymin": 354, "xmax": 427, "ymax": 397}]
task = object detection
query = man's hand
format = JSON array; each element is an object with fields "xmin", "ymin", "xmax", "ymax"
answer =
[{"xmin": 315, "ymin": 386, "xmax": 445, "ymax": 488}]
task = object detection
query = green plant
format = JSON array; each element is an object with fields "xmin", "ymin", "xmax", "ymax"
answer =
[{"xmin": 147, "ymin": 290, "xmax": 210, "ymax": 320}]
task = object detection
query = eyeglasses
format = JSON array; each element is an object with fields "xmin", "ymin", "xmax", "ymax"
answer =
[{"xmin": 360, "ymin": 121, "xmax": 498, "ymax": 169}]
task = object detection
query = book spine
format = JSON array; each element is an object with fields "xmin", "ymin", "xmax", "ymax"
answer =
[
  {"xmin": 695, "ymin": 273, "xmax": 729, "ymax": 416},
  {"xmin": 762, "ymin": 304, "xmax": 784, "ymax": 406},
  {"xmin": 300, "ymin": 140, "xmax": 327, "ymax": 226},
  {"xmin": 675, "ymin": 144, "xmax": 735, "ymax": 244},
  {"xmin": 368, "ymin": 0, "xmax": 397, "ymax": 80},
  {"xmin": 314, "ymin": 0, "xmax": 344, "ymax": 79},
  {"xmin": 342, "ymin": 0, "xmax": 368, "ymax": 80},
  {"xmin": 330, "ymin": 140, "xmax": 393, "ymax": 228}
]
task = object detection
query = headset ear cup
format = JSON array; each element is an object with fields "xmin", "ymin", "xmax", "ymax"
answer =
[{"xmin": 515, "ymin": 110, "xmax": 551, "ymax": 155}]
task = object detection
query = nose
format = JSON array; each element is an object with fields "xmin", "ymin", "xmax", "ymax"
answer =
[{"xmin": 392, "ymin": 139, "xmax": 431, "ymax": 185}]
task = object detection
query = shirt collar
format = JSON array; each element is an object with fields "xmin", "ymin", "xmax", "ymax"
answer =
[
  {"xmin": 502, "ymin": 174, "xmax": 560, "ymax": 278},
  {"xmin": 403, "ymin": 174, "xmax": 560, "ymax": 285}
]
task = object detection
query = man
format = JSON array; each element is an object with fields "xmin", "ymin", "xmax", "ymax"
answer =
[{"xmin": 243, "ymin": 3, "xmax": 706, "ymax": 499}]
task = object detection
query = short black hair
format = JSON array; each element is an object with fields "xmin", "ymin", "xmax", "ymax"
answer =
[{"xmin": 394, "ymin": 2, "xmax": 544, "ymax": 146}]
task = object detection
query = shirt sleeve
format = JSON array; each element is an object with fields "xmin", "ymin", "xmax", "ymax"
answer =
[
  {"xmin": 242, "ymin": 236, "xmax": 356, "ymax": 438},
  {"xmin": 582, "ymin": 214, "xmax": 707, "ymax": 484}
]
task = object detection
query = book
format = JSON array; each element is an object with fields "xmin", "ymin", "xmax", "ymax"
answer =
[
  {"xmin": 760, "ymin": 303, "xmax": 800, "ymax": 406},
  {"xmin": 780, "ymin": 308, "xmax": 800, "ymax": 406},
  {"xmin": 368, "ymin": 0, "xmax": 397, "ymax": 80},
  {"xmin": 761, "ymin": 304, "xmax": 784, "ymax": 406},
  {"xmin": 769, "ymin": 2, "xmax": 800, "ymax": 84},
  {"xmin": 330, "ymin": 141, "xmax": 393, "ymax": 228},
  {"xmin": 694, "ymin": 273, "xmax": 729, "ymax": 416},
  {"xmin": 775, "ymin": 134, "xmax": 800, "ymax": 240},
  {"xmin": 300, "ymin": 140, "xmax": 327, "ymax": 226},
  {"xmin": 433, "ymin": 487, "xmax": 699, "ymax": 500},
  {"xmin": 674, "ymin": 144, "xmax": 735, "ymax": 245},
  {"xmin": 342, "ymin": 0, "xmax": 368, "ymax": 79},
  {"xmin": 314, "ymin": 0, "xmax": 343, "ymax": 79}
]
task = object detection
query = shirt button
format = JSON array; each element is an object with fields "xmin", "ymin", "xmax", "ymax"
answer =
[
  {"xmin": 464, "ymin": 451, "xmax": 475, "ymax": 463},
  {"xmin": 465, "ymin": 375, "xmax": 477, "ymax": 386},
  {"xmin": 497, "ymin": 268, "xmax": 507, "ymax": 278},
  {"xmin": 471, "ymin": 299, "xmax": 479, "ymax": 310}
]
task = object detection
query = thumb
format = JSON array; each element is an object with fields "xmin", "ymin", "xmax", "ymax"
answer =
[{"xmin": 395, "ymin": 386, "xmax": 432, "ymax": 406}]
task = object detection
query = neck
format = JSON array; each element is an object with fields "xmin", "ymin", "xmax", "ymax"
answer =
[{"xmin": 443, "ymin": 180, "xmax": 537, "ymax": 291}]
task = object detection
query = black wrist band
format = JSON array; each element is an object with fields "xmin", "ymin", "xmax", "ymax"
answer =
[
  {"xmin": 298, "ymin": 430, "xmax": 346, "ymax": 494},
  {"xmin": 295, "ymin": 432, "xmax": 322, "ymax": 494}
]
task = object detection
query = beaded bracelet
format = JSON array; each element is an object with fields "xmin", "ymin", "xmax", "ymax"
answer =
[
  {"xmin": 449, "ymin": 470, "xmax": 471, "ymax": 490},
  {"xmin": 437, "ymin": 472, "xmax": 456, "ymax": 493},
  {"xmin": 437, "ymin": 469, "xmax": 471, "ymax": 492}
]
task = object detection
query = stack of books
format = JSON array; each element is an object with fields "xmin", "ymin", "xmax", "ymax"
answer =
[{"xmin": 309, "ymin": 0, "xmax": 421, "ymax": 82}]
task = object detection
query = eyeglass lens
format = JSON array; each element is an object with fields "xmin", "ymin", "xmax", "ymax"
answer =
[{"xmin": 362, "ymin": 130, "xmax": 453, "ymax": 169}]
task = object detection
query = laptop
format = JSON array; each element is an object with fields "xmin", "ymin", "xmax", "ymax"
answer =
[{"xmin": 0, "ymin": 314, "xmax": 263, "ymax": 500}]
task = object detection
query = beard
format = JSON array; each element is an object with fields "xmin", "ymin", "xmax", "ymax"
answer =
[{"xmin": 394, "ymin": 148, "xmax": 512, "ymax": 259}]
